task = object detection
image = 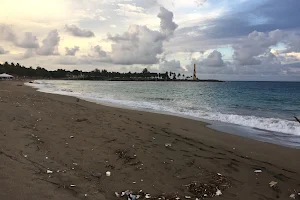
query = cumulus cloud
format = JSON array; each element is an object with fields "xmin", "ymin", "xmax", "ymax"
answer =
[
  {"xmin": 157, "ymin": 7, "xmax": 178, "ymax": 37},
  {"xmin": 0, "ymin": 24, "xmax": 16, "ymax": 42},
  {"xmin": 233, "ymin": 30, "xmax": 285, "ymax": 66},
  {"xmin": 284, "ymin": 33, "xmax": 300, "ymax": 53},
  {"xmin": 15, "ymin": 32, "xmax": 39, "ymax": 48},
  {"xmin": 202, "ymin": 50, "xmax": 224, "ymax": 67},
  {"xmin": 65, "ymin": 46, "xmax": 80, "ymax": 56},
  {"xmin": 0, "ymin": 46, "xmax": 9, "ymax": 54},
  {"xmin": 108, "ymin": 25, "xmax": 164, "ymax": 65},
  {"xmin": 159, "ymin": 59, "xmax": 184, "ymax": 72},
  {"xmin": 20, "ymin": 49, "xmax": 35, "ymax": 59},
  {"xmin": 36, "ymin": 30, "xmax": 60, "ymax": 56},
  {"xmin": 65, "ymin": 24, "xmax": 95, "ymax": 38},
  {"xmin": 107, "ymin": 7, "xmax": 177, "ymax": 65}
]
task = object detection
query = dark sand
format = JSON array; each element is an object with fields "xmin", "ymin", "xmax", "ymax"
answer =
[{"xmin": 0, "ymin": 81, "xmax": 299, "ymax": 200}]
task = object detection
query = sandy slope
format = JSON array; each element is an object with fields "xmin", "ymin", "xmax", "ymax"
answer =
[{"xmin": 0, "ymin": 80, "xmax": 299, "ymax": 200}]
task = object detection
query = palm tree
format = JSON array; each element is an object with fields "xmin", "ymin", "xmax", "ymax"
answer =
[{"xmin": 177, "ymin": 73, "xmax": 181, "ymax": 79}]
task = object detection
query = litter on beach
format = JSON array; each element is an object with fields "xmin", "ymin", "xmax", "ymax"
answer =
[
  {"xmin": 70, "ymin": 185, "xmax": 76, "ymax": 187},
  {"xmin": 106, "ymin": 171, "xmax": 111, "ymax": 176},
  {"xmin": 165, "ymin": 143, "xmax": 172, "ymax": 147},
  {"xmin": 290, "ymin": 194, "xmax": 296, "ymax": 199},
  {"xmin": 216, "ymin": 189, "xmax": 222, "ymax": 196},
  {"xmin": 70, "ymin": 136, "xmax": 74, "ymax": 138},
  {"xmin": 269, "ymin": 181, "xmax": 278, "ymax": 187},
  {"xmin": 46, "ymin": 170, "xmax": 53, "ymax": 174},
  {"xmin": 254, "ymin": 170, "xmax": 262, "ymax": 173}
]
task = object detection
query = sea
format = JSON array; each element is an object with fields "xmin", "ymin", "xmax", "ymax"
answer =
[{"xmin": 27, "ymin": 80, "xmax": 300, "ymax": 148}]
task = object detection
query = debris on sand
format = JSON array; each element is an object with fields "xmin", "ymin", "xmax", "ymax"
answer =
[
  {"xmin": 186, "ymin": 174, "xmax": 230, "ymax": 198},
  {"xmin": 215, "ymin": 189, "xmax": 222, "ymax": 196},
  {"xmin": 46, "ymin": 170, "xmax": 53, "ymax": 174},
  {"xmin": 115, "ymin": 149, "xmax": 136, "ymax": 163},
  {"xmin": 91, "ymin": 172, "xmax": 102, "ymax": 178},
  {"xmin": 106, "ymin": 171, "xmax": 111, "ymax": 177},
  {"xmin": 290, "ymin": 194, "xmax": 296, "ymax": 199},
  {"xmin": 76, "ymin": 118, "xmax": 88, "ymax": 122},
  {"xmin": 70, "ymin": 136, "xmax": 74, "ymax": 139},
  {"xmin": 269, "ymin": 181, "xmax": 278, "ymax": 187},
  {"xmin": 165, "ymin": 143, "xmax": 172, "ymax": 147},
  {"xmin": 254, "ymin": 170, "xmax": 262, "ymax": 173},
  {"xmin": 70, "ymin": 185, "xmax": 76, "ymax": 187}
]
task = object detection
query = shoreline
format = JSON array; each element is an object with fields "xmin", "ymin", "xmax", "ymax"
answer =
[
  {"xmin": 1, "ymin": 80, "xmax": 300, "ymax": 200},
  {"xmin": 26, "ymin": 80, "xmax": 300, "ymax": 149}
]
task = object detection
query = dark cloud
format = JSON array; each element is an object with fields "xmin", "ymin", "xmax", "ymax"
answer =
[
  {"xmin": 65, "ymin": 46, "xmax": 80, "ymax": 56},
  {"xmin": 36, "ymin": 30, "xmax": 60, "ymax": 56},
  {"xmin": 157, "ymin": 7, "xmax": 178, "ymax": 37},
  {"xmin": 176, "ymin": 0, "xmax": 300, "ymax": 42},
  {"xmin": 0, "ymin": 46, "xmax": 9, "ymax": 54},
  {"xmin": 65, "ymin": 24, "xmax": 95, "ymax": 38}
]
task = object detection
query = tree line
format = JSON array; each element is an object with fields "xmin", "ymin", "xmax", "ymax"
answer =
[{"xmin": 0, "ymin": 61, "xmax": 193, "ymax": 80}]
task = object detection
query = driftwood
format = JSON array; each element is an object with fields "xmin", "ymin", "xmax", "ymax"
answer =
[{"xmin": 295, "ymin": 117, "xmax": 300, "ymax": 124}]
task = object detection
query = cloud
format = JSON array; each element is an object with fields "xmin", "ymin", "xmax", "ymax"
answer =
[
  {"xmin": 0, "ymin": 24, "xmax": 16, "ymax": 42},
  {"xmin": 108, "ymin": 25, "xmax": 164, "ymax": 65},
  {"xmin": 20, "ymin": 49, "xmax": 35, "ymax": 59},
  {"xmin": 36, "ymin": 29, "xmax": 60, "ymax": 56},
  {"xmin": 202, "ymin": 50, "xmax": 225, "ymax": 67},
  {"xmin": 134, "ymin": 0, "xmax": 157, "ymax": 8},
  {"xmin": 117, "ymin": 3, "xmax": 144, "ymax": 13},
  {"xmin": 194, "ymin": 0, "xmax": 207, "ymax": 7},
  {"xmin": 159, "ymin": 59, "xmax": 184, "ymax": 72},
  {"xmin": 83, "ymin": 45, "xmax": 111, "ymax": 63},
  {"xmin": 65, "ymin": 46, "xmax": 80, "ymax": 56},
  {"xmin": 0, "ymin": 46, "xmax": 9, "ymax": 54},
  {"xmin": 65, "ymin": 24, "xmax": 95, "ymax": 37},
  {"xmin": 284, "ymin": 33, "xmax": 300, "ymax": 53},
  {"xmin": 157, "ymin": 7, "xmax": 178, "ymax": 37},
  {"xmin": 107, "ymin": 7, "xmax": 177, "ymax": 65},
  {"xmin": 233, "ymin": 30, "xmax": 285, "ymax": 66},
  {"xmin": 15, "ymin": 32, "xmax": 39, "ymax": 48}
]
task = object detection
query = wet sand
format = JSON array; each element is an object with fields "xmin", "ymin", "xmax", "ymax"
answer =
[{"xmin": 0, "ymin": 80, "xmax": 299, "ymax": 200}]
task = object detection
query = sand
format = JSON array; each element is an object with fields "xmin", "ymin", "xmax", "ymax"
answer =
[{"xmin": 0, "ymin": 80, "xmax": 299, "ymax": 200}]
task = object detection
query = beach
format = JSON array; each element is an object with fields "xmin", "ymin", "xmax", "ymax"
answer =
[{"xmin": 0, "ymin": 80, "xmax": 299, "ymax": 200}]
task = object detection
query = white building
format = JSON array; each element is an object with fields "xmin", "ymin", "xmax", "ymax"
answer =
[{"xmin": 0, "ymin": 73, "xmax": 14, "ymax": 80}]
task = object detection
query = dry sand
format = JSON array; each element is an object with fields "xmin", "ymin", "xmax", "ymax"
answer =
[{"xmin": 0, "ymin": 80, "xmax": 299, "ymax": 200}]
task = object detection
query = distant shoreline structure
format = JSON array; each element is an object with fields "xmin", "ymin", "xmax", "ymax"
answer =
[
  {"xmin": 62, "ymin": 77, "xmax": 224, "ymax": 82},
  {"xmin": 1, "ymin": 61, "xmax": 224, "ymax": 82}
]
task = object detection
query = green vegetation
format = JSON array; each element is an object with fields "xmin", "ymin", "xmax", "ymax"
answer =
[{"xmin": 0, "ymin": 62, "xmax": 222, "ymax": 82}]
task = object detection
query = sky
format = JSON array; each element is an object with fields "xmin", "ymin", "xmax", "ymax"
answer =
[{"xmin": 0, "ymin": 0, "xmax": 300, "ymax": 81}]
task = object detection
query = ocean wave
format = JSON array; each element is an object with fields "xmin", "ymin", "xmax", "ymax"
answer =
[{"xmin": 25, "ymin": 80, "xmax": 300, "ymax": 136}]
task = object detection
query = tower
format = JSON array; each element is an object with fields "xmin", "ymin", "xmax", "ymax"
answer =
[{"xmin": 193, "ymin": 64, "xmax": 197, "ymax": 80}]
